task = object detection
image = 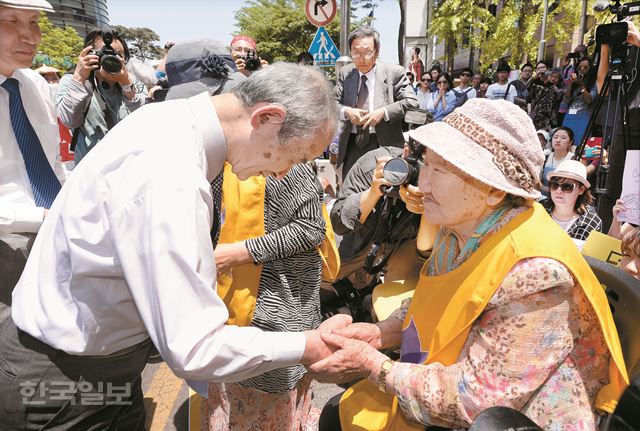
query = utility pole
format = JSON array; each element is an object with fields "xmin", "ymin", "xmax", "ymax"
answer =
[
  {"xmin": 578, "ymin": 0, "xmax": 588, "ymax": 45},
  {"xmin": 336, "ymin": 0, "xmax": 352, "ymax": 77},
  {"xmin": 537, "ymin": 0, "xmax": 549, "ymax": 62}
]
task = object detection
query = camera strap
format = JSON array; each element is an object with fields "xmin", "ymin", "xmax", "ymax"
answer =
[{"xmin": 364, "ymin": 196, "xmax": 412, "ymax": 274}]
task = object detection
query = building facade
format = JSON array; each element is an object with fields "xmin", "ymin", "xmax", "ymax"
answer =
[{"xmin": 48, "ymin": 0, "xmax": 110, "ymax": 39}]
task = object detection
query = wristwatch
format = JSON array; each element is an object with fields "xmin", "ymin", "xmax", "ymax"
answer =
[{"xmin": 377, "ymin": 359, "xmax": 395, "ymax": 393}]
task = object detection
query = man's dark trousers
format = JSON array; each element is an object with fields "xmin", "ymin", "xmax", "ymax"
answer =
[
  {"xmin": 0, "ymin": 318, "xmax": 153, "ymax": 430},
  {"xmin": 341, "ymin": 133, "xmax": 380, "ymax": 180}
]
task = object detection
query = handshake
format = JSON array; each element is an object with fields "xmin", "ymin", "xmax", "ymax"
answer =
[{"xmin": 301, "ymin": 314, "xmax": 392, "ymax": 384}]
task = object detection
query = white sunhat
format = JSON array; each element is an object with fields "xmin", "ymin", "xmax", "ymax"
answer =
[
  {"xmin": 0, "ymin": 0, "xmax": 54, "ymax": 12},
  {"xmin": 547, "ymin": 159, "xmax": 591, "ymax": 189},
  {"xmin": 536, "ymin": 129, "xmax": 550, "ymax": 143},
  {"xmin": 409, "ymin": 98, "xmax": 545, "ymax": 200}
]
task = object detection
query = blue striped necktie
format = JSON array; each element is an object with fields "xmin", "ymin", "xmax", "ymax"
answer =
[{"xmin": 2, "ymin": 77, "xmax": 61, "ymax": 208}]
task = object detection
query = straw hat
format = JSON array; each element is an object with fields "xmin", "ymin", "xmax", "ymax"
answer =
[
  {"xmin": 409, "ymin": 98, "xmax": 544, "ymax": 200},
  {"xmin": 547, "ymin": 159, "xmax": 590, "ymax": 189}
]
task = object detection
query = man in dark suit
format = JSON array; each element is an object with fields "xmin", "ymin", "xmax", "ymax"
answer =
[{"xmin": 335, "ymin": 26, "xmax": 418, "ymax": 178}]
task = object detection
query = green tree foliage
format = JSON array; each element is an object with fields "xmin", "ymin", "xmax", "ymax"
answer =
[
  {"xmin": 112, "ymin": 25, "xmax": 162, "ymax": 60},
  {"xmin": 36, "ymin": 12, "xmax": 83, "ymax": 70},
  {"xmin": 479, "ymin": 0, "xmax": 587, "ymax": 68},
  {"xmin": 429, "ymin": 0, "xmax": 495, "ymax": 71},
  {"xmin": 431, "ymin": 0, "xmax": 592, "ymax": 71},
  {"xmin": 235, "ymin": 0, "xmax": 344, "ymax": 63}
]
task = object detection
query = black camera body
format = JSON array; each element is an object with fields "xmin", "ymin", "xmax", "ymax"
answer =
[
  {"xmin": 382, "ymin": 137, "xmax": 424, "ymax": 190},
  {"xmin": 90, "ymin": 32, "xmax": 122, "ymax": 75},
  {"xmin": 243, "ymin": 50, "xmax": 262, "ymax": 72},
  {"xmin": 596, "ymin": 21, "xmax": 630, "ymax": 46}
]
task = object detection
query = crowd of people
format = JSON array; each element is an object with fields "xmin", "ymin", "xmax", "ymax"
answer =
[{"xmin": 1, "ymin": 0, "xmax": 640, "ymax": 430}]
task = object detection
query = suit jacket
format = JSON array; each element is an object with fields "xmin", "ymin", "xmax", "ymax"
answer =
[{"xmin": 335, "ymin": 62, "xmax": 418, "ymax": 166}]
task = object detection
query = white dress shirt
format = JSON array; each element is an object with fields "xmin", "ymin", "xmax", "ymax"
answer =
[
  {"xmin": 340, "ymin": 65, "xmax": 389, "ymax": 133},
  {"xmin": 12, "ymin": 92, "xmax": 305, "ymax": 381},
  {"xmin": 0, "ymin": 68, "xmax": 65, "ymax": 234}
]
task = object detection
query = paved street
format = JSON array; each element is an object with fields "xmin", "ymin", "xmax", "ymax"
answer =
[{"xmin": 142, "ymin": 361, "xmax": 343, "ymax": 431}]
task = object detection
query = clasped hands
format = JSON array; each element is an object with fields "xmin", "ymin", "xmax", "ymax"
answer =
[
  {"xmin": 345, "ymin": 107, "xmax": 386, "ymax": 129},
  {"xmin": 302, "ymin": 315, "xmax": 390, "ymax": 384}
]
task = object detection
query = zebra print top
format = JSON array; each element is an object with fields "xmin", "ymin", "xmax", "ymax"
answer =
[{"xmin": 240, "ymin": 163, "xmax": 325, "ymax": 393}]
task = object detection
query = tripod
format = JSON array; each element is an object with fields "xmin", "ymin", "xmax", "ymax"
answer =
[{"xmin": 573, "ymin": 44, "xmax": 632, "ymax": 215}]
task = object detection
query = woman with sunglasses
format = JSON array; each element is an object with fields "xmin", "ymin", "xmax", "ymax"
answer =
[
  {"xmin": 543, "ymin": 160, "xmax": 602, "ymax": 245},
  {"xmin": 541, "ymin": 126, "xmax": 575, "ymax": 196},
  {"xmin": 425, "ymin": 72, "xmax": 456, "ymax": 121},
  {"xmin": 415, "ymin": 72, "xmax": 432, "ymax": 110}
]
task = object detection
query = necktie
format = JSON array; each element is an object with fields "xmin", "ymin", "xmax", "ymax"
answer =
[
  {"xmin": 2, "ymin": 78, "xmax": 61, "ymax": 208},
  {"xmin": 355, "ymin": 75, "xmax": 370, "ymax": 148},
  {"xmin": 210, "ymin": 172, "xmax": 224, "ymax": 248}
]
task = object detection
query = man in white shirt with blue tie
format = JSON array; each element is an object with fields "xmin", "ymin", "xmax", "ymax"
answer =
[
  {"xmin": 0, "ymin": 38, "xmax": 349, "ymax": 430},
  {"xmin": 0, "ymin": 0, "xmax": 65, "ymax": 324}
]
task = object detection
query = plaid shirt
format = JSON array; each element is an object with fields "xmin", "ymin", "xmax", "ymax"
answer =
[{"xmin": 543, "ymin": 200, "xmax": 603, "ymax": 241}]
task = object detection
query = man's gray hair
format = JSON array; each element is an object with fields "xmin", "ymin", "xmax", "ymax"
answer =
[
  {"xmin": 232, "ymin": 62, "xmax": 339, "ymax": 146},
  {"xmin": 348, "ymin": 26, "xmax": 380, "ymax": 51}
]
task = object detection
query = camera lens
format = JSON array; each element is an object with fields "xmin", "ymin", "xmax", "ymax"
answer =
[{"xmin": 101, "ymin": 55, "xmax": 122, "ymax": 74}]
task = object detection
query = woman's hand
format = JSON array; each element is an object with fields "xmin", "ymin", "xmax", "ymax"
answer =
[
  {"xmin": 73, "ymin": 46, "xmax": 100, "ymax": 84},
  {"xmin": 332, "ymin": 322, "xmax": 382, "ymax": 349},
  {"xmin": 613, "ymin": 199, "xmax": 627, "ymax": 221},
  {"xmin": 214, "ymin": 242, "xmax": 252, "ymax": 275},
  {"xmin": 308, "ymin": 333, "xmax": 388, "ymax": 383},
  {"xmin": 399, "ymin": 184, "xmax": 425, "ymax": 214}
]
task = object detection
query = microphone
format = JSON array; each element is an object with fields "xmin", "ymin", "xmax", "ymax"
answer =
[{"xmin": 594, "ymin": 0, "xmax": 610, "ymax": 12}]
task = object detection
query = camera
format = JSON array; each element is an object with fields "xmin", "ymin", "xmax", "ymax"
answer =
[
  {"xmin": 90, "ymin": 32, "xmax": 122, "ymax": 75},
  {"xmin": 243, "ymin": 50, "xmax": 262, "ymax": 71},
  {"xmin": 382, "ymin": 137, "xmax": 424, "ymax": 188},
  {"xmin": 597, "ymin": 21, "xmax": 630, "ymax": 46}
]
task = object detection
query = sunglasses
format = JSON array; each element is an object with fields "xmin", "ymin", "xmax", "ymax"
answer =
[
  {"xmin": 549, "ymin": 180, "xmax": 578, "ymax": 193},
  {"xmin": 461, "ymin": 72, "xmax": 472, "ymax": 77},
  {"xmin": 437, "ymin": 80, "xmax": 447, "ymax": 84}
]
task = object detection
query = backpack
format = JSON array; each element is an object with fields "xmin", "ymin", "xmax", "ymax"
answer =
[{"xmin": 454, "ymin": 87, "xmax": 473, "ymax": 107}]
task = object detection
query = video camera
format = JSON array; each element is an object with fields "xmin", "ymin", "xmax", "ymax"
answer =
[
  {"xmin": 90, "ymin": 31, "xmax": 123, "ymax": 75},
  {"xmin": 595, "ymin": 1, "xmax": 640, "ymax": 45}
]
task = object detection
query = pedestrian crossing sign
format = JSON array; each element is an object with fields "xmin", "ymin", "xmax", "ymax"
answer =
[{"xmin": 309, "ymin": 26, "xmax": 339, "ymax": 67}]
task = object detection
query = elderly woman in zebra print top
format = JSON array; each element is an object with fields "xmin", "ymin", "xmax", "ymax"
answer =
[{"xmin": 204, "ymin": 162, "xmax": 328, "ymax": 431}]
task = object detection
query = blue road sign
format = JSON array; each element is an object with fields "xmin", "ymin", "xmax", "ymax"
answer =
[{"xmin": 309, "ymin": 26, "xmax": 339, "ymax": 67}]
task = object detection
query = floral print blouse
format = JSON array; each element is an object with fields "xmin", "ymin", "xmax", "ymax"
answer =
[{"xmin": 390, "ymin": 257, "xmax": 610, "ymax": 430}]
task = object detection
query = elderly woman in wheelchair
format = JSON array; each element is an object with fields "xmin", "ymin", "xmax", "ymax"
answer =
[{"xmin": 311, "ymin": 99, "xmax": 630, "ymax": 431}]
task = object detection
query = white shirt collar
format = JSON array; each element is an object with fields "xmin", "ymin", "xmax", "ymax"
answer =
[
  {"xmin": 187, "ymin": 92, "xmax": 227, "ymax": 182},
  {"xmin": 359, "ymin": 64, "xmax": 376, "ymax": 82}
]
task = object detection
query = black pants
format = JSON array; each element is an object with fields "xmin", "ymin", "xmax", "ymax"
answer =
[
  {"xmin": 0, "ymin": 318, "xmax": 153, "ymax": 430},
  {"xmin": 341, "ymin": 133, "xmax": 380, "ymax": 181}
]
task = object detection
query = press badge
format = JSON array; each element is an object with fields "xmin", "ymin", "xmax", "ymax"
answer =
[{"xmin": 568, "ymin": 108, "xmax": 579, "ymax": 115}]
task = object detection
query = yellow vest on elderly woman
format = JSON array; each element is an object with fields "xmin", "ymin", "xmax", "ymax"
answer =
[
  {"xmin": 215, "ymin": 163, "xmax": 340, "ymax": 326},
  {"xmin": 339, "ymin": 203, "xmax": 628, "ymax": 431}
]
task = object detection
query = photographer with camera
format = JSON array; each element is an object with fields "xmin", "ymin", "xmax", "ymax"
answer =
[
  {"xmin": 560, "ymin": 57, "xmax": 598, "ymax": 146},
  {"xmin": 56, "ymin": 28, "xmax": 146, "ymax": 165},
  {"xmin": 230, "ymin": 35, "xmax": 266, "ymax": 77},
  {"xmin": 528, "ymin": 61, "xmax": 564, "ymax": 130},
  {"xmin": 323, "ymin": 141, "xmax": 430, "ymax": 320},
  {"xmin": 592, "ymin": 19, "xmax": 640, "ymax": 228}
]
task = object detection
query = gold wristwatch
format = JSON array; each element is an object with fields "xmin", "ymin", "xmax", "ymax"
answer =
[{"xmin": 377, "ymin": 359, "xmax": 395, "ymax": 393}]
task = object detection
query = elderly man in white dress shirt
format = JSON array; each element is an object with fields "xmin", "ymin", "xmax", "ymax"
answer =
[
  {"xmin": 0, "ymin": 0, "xmax": 65, "ymax": 324},
  {"xmin": 0, "ymin": 53, "xmax": 344, "ymax": 428}
]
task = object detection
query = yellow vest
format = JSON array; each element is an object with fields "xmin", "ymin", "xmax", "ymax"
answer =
[
  {"xmin": 216, "ymin": 164, "xmax": 340, "ymax": 326},
  {"xmin": 339, "ymin": 203, "xmax": 628, "ymax": 430}
]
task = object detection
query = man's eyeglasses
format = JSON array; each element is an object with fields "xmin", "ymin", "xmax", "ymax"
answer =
[
  {"xmin": 351, "ymin": 51, "xmax": 375, "ymax": 60},
  {"xmin": 461, "ymin": 72, "xmax": 472, "ymax": 77},
  {"xmin": 549, "ymin": 180, "xmax": 577, "ymax": 193}
]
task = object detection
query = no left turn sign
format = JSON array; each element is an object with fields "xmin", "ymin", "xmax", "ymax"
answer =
[{"xmin": 305, "ymin": 0, "xmax": 337, "ymax": 27}]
